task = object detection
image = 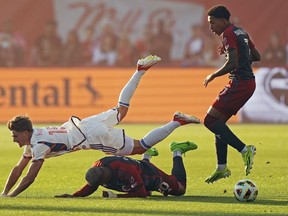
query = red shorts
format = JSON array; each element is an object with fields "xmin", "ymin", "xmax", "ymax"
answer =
[{"xmin": 212, "ymin": 79, "xmax": 256, "ymax": 117}]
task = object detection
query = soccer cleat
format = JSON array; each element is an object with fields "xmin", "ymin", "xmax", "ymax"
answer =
[
  {"xmin": 242, "ymin": 145, "xmax": 256, "ymax": 176},
  {"xmin": 137, "ymin": 55, "xmax": 161, "ymax": 71},
  {"xmin": 170, "ymin": 141, "xmax": 198, "ymax": 154},
  {"xmin": 173, "ymin": 112, "xmax": 201, "ymax": 125},
  {"xmin": 144, "ymin": 147, "xmax": 159, "ymax": 157},
  {"xmin": 205, "ymin": 167, "xmax": 231, "ymax": 184}
]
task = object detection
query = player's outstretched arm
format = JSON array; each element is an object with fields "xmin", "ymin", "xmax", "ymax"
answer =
[
  {"xmin": 1, "ymin": 156, "xmax": 31, "ymax": 196},
  {"xmin": 204, "ymin": 49, "xmax": 238, "ymax": 87},
  {"xmin": 55, "ymin": 184, "xmax": 99, "ymax": 198},
  {"xmin": 7, "ymin": 159, "xmax": 43, "ymax": 197}
]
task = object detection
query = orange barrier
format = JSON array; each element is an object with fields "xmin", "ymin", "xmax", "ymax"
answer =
[{"xmin": 0, "ymin": 68, "xmax": 238, "ymax": 123}]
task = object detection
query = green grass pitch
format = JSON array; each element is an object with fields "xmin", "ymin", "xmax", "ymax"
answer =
[{"xmin": 0, "ymin": 124, "xmax": 287, "ymax": 216}]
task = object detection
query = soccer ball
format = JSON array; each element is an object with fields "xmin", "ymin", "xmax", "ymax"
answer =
[{"xmin": 233, "ymin": 179, "xmax": 258, "ymax": 202}]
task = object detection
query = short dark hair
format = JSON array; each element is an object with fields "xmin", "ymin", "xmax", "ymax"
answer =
[
  {"xmin": 7, "ymin": 115, "xmax": 33, "ymax": 132},
  {"xmin": 207, "ymin": 5, "xmax": 231, "ymax": 20},
  {"xmin": 85, "ymin": 167, "xmax": 103, "ymax": 187}
]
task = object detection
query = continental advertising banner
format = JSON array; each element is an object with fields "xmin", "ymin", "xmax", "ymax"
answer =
[
  {"xmin": 2, "ymin": 67, "xmax": 285, "ymax": 124},
  {"xmin": 0, "ymin": 68, "xmax": 237, "ymax": 123}
]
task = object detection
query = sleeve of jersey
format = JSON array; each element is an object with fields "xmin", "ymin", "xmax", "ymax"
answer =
[
  {"xmin": 73, "ymin": 184, "xmax": 99, "ymax": 197},
  {"xmin": 223, "ymin": 30, "xmax": 238, "ymax": 50},
  {"xmin": 32, "ymin": 145, "xmax": 50, "ymax": 161},
  {"xmin": 23, "ymin": 145, "xmax": 33, "ymax": 158},
  {"xmin": 247, "ymin": 34, "xmax": 255, "ymax": 49}
]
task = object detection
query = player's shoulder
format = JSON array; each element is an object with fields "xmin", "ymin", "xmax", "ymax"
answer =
[
  {"xmin": 223, "ymin": 24, "xmax": 236, "ymax": 36},
  {"xmin": 30, "ymin": 128, "xmax": 49, "ymax": 145},
  {"xmin": 31, "ymin": 128, "xmax": 47, "ymax": 138},
  {"xmin": 227, "ymin": 25, "xmax": 249, "ymax": 36}
]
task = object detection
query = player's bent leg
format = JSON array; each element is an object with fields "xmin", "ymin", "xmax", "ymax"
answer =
[
  {"xmin": 115, "ymin": 138, "xmax": 146, "ymax": 155},
  {"xmin": 204, "ymin": 114, "xmax": 246, "ymax": 152},
  {"xmin": 117, "ymin": 55, "xmax": 161, "ymax": 111},
  {"xmin": 167, "ymin": 182, "xmax": 186, "ymax": 196},
  {"xmin": 115, "ymin": 136, "xmax": 135, "ymax": 155},
  {"xmin": 130, "ymin": 140, "xmax": 147, "ymax": 155},
  {"xmin": 177, "ymin": 182, "xmax": 186, "ymax": 196}
]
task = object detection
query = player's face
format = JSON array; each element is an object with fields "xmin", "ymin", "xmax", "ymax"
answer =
[
  {"xmin": 208, "ymin": 16, "xmax": 225, "ymax": 36},
  {"xmin": 11, "ymin": 130, "xmax": 30, "ymax": 147}
]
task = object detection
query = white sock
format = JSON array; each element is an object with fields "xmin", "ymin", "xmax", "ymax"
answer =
[
  {"xmin": 140, "ymin": 121, "xmax": 180, "ymax": 149},
  {"xmin": 142, "ymin": 154, "xmax": 151, "ymax": 161},
  {"xmin": 241, "ymin": 146, "xmax": 247, "ymax": 154},
  {"xmin": 118, "ymin": 70, "xmax": 145, "ymax": 107},
  {"xmin": 173, "ymin": 151, "xmax": 182, "ymax": 157},
  {"xmin": 217, "ymin": 164, "xmax": 227, "ymax": 171}
]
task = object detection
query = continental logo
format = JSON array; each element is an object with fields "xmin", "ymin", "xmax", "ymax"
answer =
[{"xmin": 0, "ymin": 76, "xmax": 101, "ymax": 107}]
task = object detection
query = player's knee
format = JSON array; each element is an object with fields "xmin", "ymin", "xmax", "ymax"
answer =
[
  {"xmin": 130, "ymin": 140, "xmax": 146, "ymax": 155},
  {"xmin": 204, "ymin": 114, "xmax": 217, "ymax": 130},
  {"xmin": 177, "ymin": 182, "xmax": 186, "ymax": 196},
  {"xmin": 177, "ymin": 189, "xmax": 186, "ymax": 196}
]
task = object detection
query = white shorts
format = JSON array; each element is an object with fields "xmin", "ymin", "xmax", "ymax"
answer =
[{"xmin": 77, "ymin": 108, "xmax": 133, "ymax": 155}]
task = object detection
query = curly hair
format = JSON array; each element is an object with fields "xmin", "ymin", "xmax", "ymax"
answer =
[
  {"xmin": 207, "ymin": 5, "xmax": 231, "ymax": 21},
  {"xmin": 7, "ymin": 115, "xmax": 33, "ymax": 132}
]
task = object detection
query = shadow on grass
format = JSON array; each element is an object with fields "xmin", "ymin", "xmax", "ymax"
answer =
[
  {"xmin": 0, "ymin": 195, "xmax": 287, "ymax": 216},
  {"xmin": 0, "ymin": 204, "xmax": 281, "ymax": 216},
  {"xmin": 148, "ymin": 195, "xmax": 288, "ymax": 206}
]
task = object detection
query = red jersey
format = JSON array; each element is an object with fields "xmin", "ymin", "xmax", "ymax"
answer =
[
  {"xmin": 73, "ymin": 156, "xmax": 180, "ymax": 198},
  {"xmin": 222, "ymin": 24, "xmax": 255, "ymax": 79}
]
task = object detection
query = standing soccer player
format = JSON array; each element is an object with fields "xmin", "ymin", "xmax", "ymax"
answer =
[{"xmin": 203, "ymin": 6, "xmax": 261, "ymax": 183}]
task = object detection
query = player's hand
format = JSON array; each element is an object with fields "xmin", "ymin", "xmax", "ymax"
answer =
[
  {"xmin": 102, "ymin": 191, "xmax": 117, "ymax": 198},
  {"xmin": 203, "ymin": 74, "xmax": 216, "ymax": 87},
  {"xmin": 1, "ymin": 193, "xmax": 12, "ymax": 197},
  {"xmin": 54, "ymin": 194, "xmax": 74, "ymax": 198}
]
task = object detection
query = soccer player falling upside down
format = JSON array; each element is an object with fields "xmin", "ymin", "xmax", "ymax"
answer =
[
  {"xmin": 2, "ymin": 55, "xmax": 200, "ymax": 197},
  {"xmin": 203, "ymin": 5, "xmax": 261, "ymax": 183}
]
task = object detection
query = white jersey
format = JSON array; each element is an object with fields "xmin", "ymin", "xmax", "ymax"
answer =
[
  {"xmin": 23, "ymin": 108, "xmax": 127, "ymax": 160},
  {"xmin": 23, "ymin": 126, "xmax": 74, "ymax": 160}
]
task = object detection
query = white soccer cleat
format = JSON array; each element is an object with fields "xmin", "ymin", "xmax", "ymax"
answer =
[
  {"xmin": 137, "ymin": 55, "xmax": 161, "ymax": 71},
  {"xmin": 173, "ymin": 112, "xmax": 201, "ymax": 125}
]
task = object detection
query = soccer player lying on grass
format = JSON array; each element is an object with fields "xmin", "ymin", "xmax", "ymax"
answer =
[
  {"xmin": 1, "ymin": 55, "xmax": 200, "ymax": 197},
  {"xmin": 55, "ymin": 141, "xmax": 197, "ymax": 198}
]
